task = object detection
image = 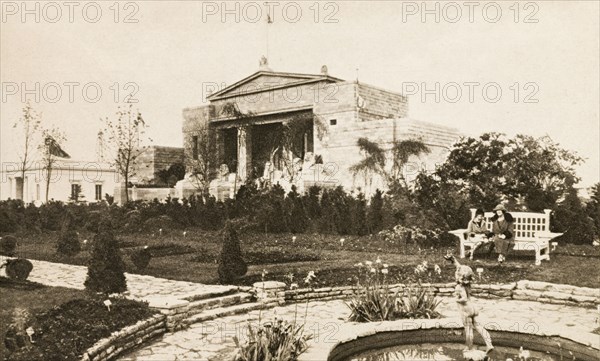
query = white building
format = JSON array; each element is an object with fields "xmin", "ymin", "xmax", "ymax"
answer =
[{"xmin": 0, "ymin": 159, "xmax": 118, "ymax": 204}]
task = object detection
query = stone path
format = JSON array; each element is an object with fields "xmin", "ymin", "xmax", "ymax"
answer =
[
  {"xmin": 0, "ymin": 258, "xmax": 236, "ymax": 300},
  {"xmin": 120, "ymin": 298, "xmax": 600, "ymax": 361}
]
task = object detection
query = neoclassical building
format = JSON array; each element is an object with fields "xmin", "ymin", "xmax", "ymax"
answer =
[{"xmin": 182, "ymin": 59, "xmax": 461, "ymax": 198}]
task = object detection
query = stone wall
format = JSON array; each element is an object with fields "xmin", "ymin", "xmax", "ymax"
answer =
[
  {"xmin": 270, "ymin": 281, "xmax": 599, "ymax": 308},
  {"xmin": 136, "ymin": 146, "xmax": 184, "ymax": 182},
  {"xmin": 81, "ymin": 314, "xmax": 166, "ymax": 361}
]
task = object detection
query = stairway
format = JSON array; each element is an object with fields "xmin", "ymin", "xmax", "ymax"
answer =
[{"xmin": 181, "ymin": 288, "xmax": 274, "ymax": 326}]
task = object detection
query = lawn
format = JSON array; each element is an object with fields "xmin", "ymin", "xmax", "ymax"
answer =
[{"xmin": 10, "ymin": 229, "xmax": 600, "ymax": 289}]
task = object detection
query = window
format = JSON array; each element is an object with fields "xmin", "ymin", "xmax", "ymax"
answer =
[
  {"xmin": 192, "ymin": 135, "xmax": 199, "ymax": 160},
  {"xmin": 329, "ymin": 119, "xmax": 337, "ymax": 126},
  {"xmin": 71, "ymin": 184, "xmax": 81, "ymax": 201},
  {"xmin": 95, "ymin": 184, "xmax": 102, "ymax": 201}
]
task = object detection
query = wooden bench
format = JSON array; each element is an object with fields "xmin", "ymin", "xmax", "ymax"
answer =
[{"xmin": 449, "ymin": 208, "xmax": 563, "ymax": 264}]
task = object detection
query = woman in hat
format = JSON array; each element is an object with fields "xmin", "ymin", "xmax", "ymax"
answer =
[
  {"xmin": 465, "ymin": 208, "xmax": 493, "ymax": 260},
  {"xmin": 491, "ymin": 204, "xmax": 515, "ymax": 263}
]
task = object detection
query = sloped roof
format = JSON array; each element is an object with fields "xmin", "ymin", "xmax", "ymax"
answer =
[{"xmin": 207, "ymin": 70, "xmax": 344, "ymax": 101}]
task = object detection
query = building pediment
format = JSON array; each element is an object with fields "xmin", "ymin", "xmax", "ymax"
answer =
[{"xmin": 207, "ymin": 71, "xmax": 343, "ymax": 101}]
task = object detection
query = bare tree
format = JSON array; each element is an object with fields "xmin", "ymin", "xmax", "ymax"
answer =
[
  {"xmin": 101, "ymin": 104, "xmax": 150, "ymax": 203},
  {"xmin": 39, "ymin": 127, "xmax": 69, "ymax": 202},
  {"xmin": 185, "ymin": 121, "xmax": 216, "ymax": 195},
  {"xmin": 13, "ymin": 102, "xmax": 41, "ymax": 200}
]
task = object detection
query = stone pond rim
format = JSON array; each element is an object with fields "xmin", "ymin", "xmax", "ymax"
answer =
[{"xmin": 327, "ymin": 329, "xmax": 600, "ymax": 361}]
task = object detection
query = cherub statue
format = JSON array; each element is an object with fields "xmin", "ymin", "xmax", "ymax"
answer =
[{"xmin": 444, "ymin": 254, "xmax": 494, "ymax": 360}]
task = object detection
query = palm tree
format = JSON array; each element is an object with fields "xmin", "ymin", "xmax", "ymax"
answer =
[
  {"xmin": 390, "ymin": 139, "xmax": 430, "ymax": 187},
  {"xmin": 349, "ymin": 137, "xmax": 387, "ymax": 190},
  {"xmin": 350, "ymin": 138, "xmax": 430, "ymax": 191}
]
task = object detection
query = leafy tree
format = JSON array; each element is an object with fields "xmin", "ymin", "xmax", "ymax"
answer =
[
  {"xmin": 101, "ymin": 104, "xmax": 150, "ymax": 203},
  {"xmin": 13, "ymin": 102, "xmax": 42, "ymax": 201},
  {"xmin": 433, "ymin": 133, "xmax": 582, "ymax": 210}
]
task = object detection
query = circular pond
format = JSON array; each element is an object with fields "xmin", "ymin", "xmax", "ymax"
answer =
[{"xmin": 329, "ymin": 329, "xmax": 600, "ymax": 361}]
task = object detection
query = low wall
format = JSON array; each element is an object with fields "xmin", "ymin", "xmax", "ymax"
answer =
[
  {"xmin": 311, "ymin": 320, "xmax": 600, "ymax": 361},
  {"xmin": 81, "ymin": 314, "xmax": 166, "ymax": 361},
  {"xmin": 278, "ymin": 280, "xmax": 599, "ymax": 308}
]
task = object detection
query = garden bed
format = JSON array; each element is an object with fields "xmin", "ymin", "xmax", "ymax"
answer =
[{"xmin": 1, "ymin": 278, "xmax": 157, "ymax": 361}]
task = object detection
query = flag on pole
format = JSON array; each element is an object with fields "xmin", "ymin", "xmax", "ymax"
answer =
[{"xmin": 45, "ymin": 136, "xmax": 71, "ymax": 158}]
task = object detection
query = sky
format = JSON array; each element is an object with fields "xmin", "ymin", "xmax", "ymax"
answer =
[{"xmin": 1, "ymin": 0, "xmax": 599, "ymax": 187}]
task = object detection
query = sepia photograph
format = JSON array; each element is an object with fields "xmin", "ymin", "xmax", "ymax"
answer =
[{"xmin": 0, "ymin": 1, "xmax": 599, "ymax": 360}]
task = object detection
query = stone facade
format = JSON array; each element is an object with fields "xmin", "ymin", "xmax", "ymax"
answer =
[
  {"xmin": 135, "ymin": 146, "xmax": 184, "ymax": 183},
  {"xmin": 182, "ymin": 61, "xmax": 461, "ymax": 197}
]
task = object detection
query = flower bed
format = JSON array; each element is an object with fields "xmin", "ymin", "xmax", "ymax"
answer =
[
  {"xmin": 189, "ymin": 247, "xmax": 321, "ymax": 265},
  {"xmin": 5, "ymin": 297, "xmax": 158, "ymax": 361}
]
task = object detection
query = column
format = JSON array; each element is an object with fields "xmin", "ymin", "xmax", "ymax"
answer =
[{"xmin": 236, "ymin": 126, "xmax": 252, "ymax": 181}]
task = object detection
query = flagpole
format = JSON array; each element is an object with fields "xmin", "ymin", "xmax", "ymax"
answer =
[{"xmin": 266, "ymin": 13, "xmax": 270, "ymax": 60}]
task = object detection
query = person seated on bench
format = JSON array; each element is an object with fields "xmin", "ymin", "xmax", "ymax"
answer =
[
  {"xmin": 464, "ymin": 208, "xmax": 494, "ymax": 260},
  {"xmin": 490, "ymin": 204, "xmax": 515, "ymax": 264}
]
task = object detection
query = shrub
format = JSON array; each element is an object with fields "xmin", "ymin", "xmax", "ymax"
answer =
[
  {"xmin": 0, "ymin": 234, "xmax": 18, "ymax": 256},
  {"xmin": 233, "ymin": 270, "xmax": 315, "ymax": 361},
  {"xmin": 217, "ymin": 222, "xmax": 248, "ymax": 284},
  {"xmin": 346, "ymin": 259, "xmax": 403, "ymax": 322},
  {"xmin": 367, "ymin": 189, "xmax": 384, "ymax": 233},
  {"xmin": 130, "ymin": 247, "xmax": 152, "ymax": 271},
  {"xmin": 553, "ymin": 188, "xmax": 597, "ymax": 244},
  {"xmin": 346, "ymin": 258, "xmax": 442, "ymax": 322},
  {"xmin": 84, "ymin": 221, "xmax": 127, "ymax": 294},
  {"xmin": 56, "ymin": 230, "xmax": 81, "ymax": 257},
  {"xmin": 3, "ymin": 259, "xmax": 33, "ymax": 281},
  {"xmin": 56, "ymin": 211, "xmax": 81, "ymax": 257},
  {"xmin": 401, "ymin": 285, "xmax": 442, "ymax": 319},
  {"xmin": 233, "ymin": 319, "xmax": 312, "ymax": 361},
  {"xmin": 143, "ymin": 215, "xmax": 177, "ymax": 233},
  {"xmin": 3, "ymin": 308, "xmax": 31, "ymax": 354}
]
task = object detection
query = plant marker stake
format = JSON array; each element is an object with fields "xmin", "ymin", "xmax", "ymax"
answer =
[
  {"xmin": 476, "ymin": 267, "xmax": 483, "ymax": 280},
  {"xmin": 104, "ymin": 299, "xmax": 112, "ymax": 312},
  {"xmin": 340, "ymin": 238, "xmax": 345, "ymax": 247},
  {"xmin": 551, "ymin": 242, "xmax": 558, "ymax": 251},
  {"xmin": 26, "ymin": 327, "xmax": 35, "ymax": 343},
  {"xmin": 292, "ymin": 236, "xmax": 296, "ymax": 243}
]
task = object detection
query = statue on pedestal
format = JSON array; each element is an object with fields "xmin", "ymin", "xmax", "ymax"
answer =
[{"xmin": 444, "ymin": 254, "xmax": 494, "ymax": 361}]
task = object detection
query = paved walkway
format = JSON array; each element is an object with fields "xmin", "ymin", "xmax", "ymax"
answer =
[
  {"xmin": 3, "ymin": 258, "xmax": 598, "ymax": 360},
  {"xmin": 120, "ymin": 298, "xmax": 600, "ymax": 361},
  {"xmin": 0, "ymin": 258, "xmax": 235, "ymax": 300}
]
